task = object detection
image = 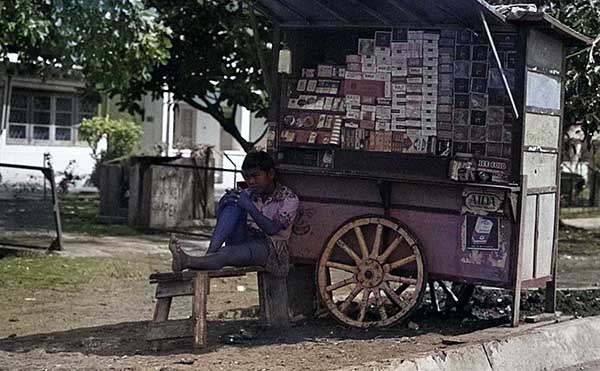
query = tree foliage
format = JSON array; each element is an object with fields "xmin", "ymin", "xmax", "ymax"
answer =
[
  {"xmin": 491, "ymin": 0, "xmax": 600, "ymax": 136},
  {"xmin": 546, "ymin": 0, "xmax": 600, "ymax": 135},
  {"xmin": 79, "ymin": 116, "xmax": 142, "ymax": 162},
  {"xmin": 117, "ymin": 0, "xmax": 274, "ymax": 152},
  {"xmin": 0, "ymin": 0, "xmax": 172, "ymax": 102}
]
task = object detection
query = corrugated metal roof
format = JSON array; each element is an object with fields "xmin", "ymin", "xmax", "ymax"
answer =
[
  {"xmin": 249, "ymin": 0, "xmax": 509, "ymax": 28},
  {"xmin": 505, "ymin": 11, "xmax": 593, "ymax": 45},
  {"xmin": 248, "ymin": 0, "xmax": 592, "ymax": 45}
]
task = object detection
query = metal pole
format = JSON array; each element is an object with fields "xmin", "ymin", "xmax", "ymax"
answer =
[{"xmin": 480, "ymin": 11, "xmax": 520, "ymax": 119}]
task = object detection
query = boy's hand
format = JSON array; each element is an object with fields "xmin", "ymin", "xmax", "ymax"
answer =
[{"xmin": 235, "ymin": 190, "xmax": 255, "ymax": 211}]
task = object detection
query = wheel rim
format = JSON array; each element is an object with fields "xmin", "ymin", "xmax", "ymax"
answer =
[{"xmin": 317, "ymin": 216, "xmax": 427, "ymax": 328}]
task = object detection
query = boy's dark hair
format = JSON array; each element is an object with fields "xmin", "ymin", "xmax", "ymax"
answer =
[{"xmin": 242, "ymin": 151, "xmax": 275, "ymax": 171}]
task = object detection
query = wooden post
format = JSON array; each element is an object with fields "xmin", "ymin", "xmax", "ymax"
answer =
[
  {"xmin": 287, "ymin": 264, "xmax": 316, "ymax": 318},
  {"xmin": 152, "ymin": 298, "xmax": 172, "ymax": 322},
  {"xmin": 511, "ymin": 175, "xmax": 528, "ymax": 327},
  {"xmin": 192, "ymin": 272, "xmax": 209, "ymax": 348},
  {"xmin": 258, "ymin": 272, "xmax": 290, "ymax": 327}
]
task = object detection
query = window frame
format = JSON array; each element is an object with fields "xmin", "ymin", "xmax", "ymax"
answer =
[{"xmin": 6, "ymin": 90, "xmax": 97, "ymax": 146}]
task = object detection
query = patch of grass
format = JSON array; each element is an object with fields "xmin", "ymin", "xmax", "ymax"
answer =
[
  {"xmin": 0, "ymin": 253, "xmax": 167, "ymax": 292},
  {"xmin": 558, "ymin": 225, "xmax": 600, "ymax": 256},
  {"xmin": 59, "ymin": 197, "xmax": 141, "ymax": 237}
]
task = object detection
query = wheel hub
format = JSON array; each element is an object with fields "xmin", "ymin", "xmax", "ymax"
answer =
[{"xmin": 356, "ymin": 259, "xmax": 384, "ymax": 288}]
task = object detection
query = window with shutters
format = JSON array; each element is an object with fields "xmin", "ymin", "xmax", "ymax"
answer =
[{"xmin": 173, "ymin": 107, "xmax": 196, "ymax": 148}]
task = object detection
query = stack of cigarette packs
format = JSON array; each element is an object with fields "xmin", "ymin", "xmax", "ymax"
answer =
[
  {"xmin": 280, "ymin": 27, "xmax": 518, "ymax": 161},
  {"xmin": 281, "ymin": 65, "xmax": 346, "ymax": 147}
]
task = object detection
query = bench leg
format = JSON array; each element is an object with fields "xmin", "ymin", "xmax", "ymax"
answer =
[
  {"xmin": 258, "ymin": 272, "xmax": 290, "ymax": 327},
  {"xmin": 153, "ymin": 297, "xmax": 172, "ymax": 322},
  {"xmin": 193, "ymin": 272, "xmax": 209, "ymax": 348}
]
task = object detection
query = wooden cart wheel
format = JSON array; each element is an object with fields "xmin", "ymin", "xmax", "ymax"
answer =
[
  {"xmin": 425, "ymin": 280, "xmax": 475, "ymax": 313},
  {"xmin": 317, "ymin": 216, "xmax": 427, "ymax": 328}
]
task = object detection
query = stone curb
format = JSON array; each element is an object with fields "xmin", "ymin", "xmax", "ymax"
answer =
[{"xmin": 339, "ymin": 316, "xmax": 600, "ymax": 371}]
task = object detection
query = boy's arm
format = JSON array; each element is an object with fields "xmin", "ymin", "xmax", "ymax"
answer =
[{"xmin": 236, "ymin": 191, "xmax": 283, "ymax": 236}]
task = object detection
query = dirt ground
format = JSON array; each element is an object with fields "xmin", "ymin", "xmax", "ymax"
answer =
[{"xmin": 1, "ymin": 222, "xmax": 600, "ymax": 371}]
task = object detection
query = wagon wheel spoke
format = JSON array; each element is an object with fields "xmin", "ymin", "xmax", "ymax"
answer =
[
  {"xmin": 353, "ymin": 226, "xmax": 370, "ymax": 259},
  {"xmin": 385, "ymin": 254, "xmax": 416, "ymax": 271},
  {"xmin": 370, "ymin": 224, "xmax": 384, "ymax": 258},
  {"xmin": 384, "ymin": 273, "xmax": 417, "ymax": 285},
  {"xmin": 377, "ymin": 237, "xmax": 402, "ymax": 263},
  {"xmin": 358, "ymin": 289, "xmax": 371, "ymax": 322},
  {"xmin": 326, "ymin": 277, "xmax": 356, "ymax": 293},
  {"xmin": 373, "ymin": 289, "xmax": 388, "ymax": 320},
  {"xmin": 339, "ymin": 285, "xmax": 363, "ymax": 313},
  {"xmin": 395, "ymin": 283, "xmax": 410, "ymax": 296},
  {"xmin": 326, "ymin": 261, "xmax": 357, "ymax": 273},
  {"xmin": 318, "ymin": 216, "xmax": 427, "ymax": 328},
  {"xmin": 381, "ymin": 282, "xmax": 407, "ymax": 309},
  {"xmin": 336, "ymin": 239, "xmax": 362, "ymax": 265}
]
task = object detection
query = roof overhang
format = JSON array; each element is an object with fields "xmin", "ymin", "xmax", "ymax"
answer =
[
  {"xmin": 247, "ymin": 0, "xmax": 510, "ymax": 29},
  {"xmin": 505, "ymin": 11, "xmax": 593, "ymax": 46}
]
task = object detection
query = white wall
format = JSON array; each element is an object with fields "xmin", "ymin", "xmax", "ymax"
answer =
[{"xmin": 0, "ymin": 134, "xmax": 98, "ymax": 185}]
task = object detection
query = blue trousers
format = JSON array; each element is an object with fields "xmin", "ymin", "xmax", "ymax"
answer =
[{"xmin": 182, "ymin": 196, "xmax": 268, "ymax": 270}]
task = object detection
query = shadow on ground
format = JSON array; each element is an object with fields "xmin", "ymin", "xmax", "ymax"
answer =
[{"xmin": 0, "ymin": 306, "xmax": 508, "ymax": 357}]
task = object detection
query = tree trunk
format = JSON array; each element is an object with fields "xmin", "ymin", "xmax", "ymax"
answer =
[{"xmin": 220, "ymin": 116, "xmax": 255, "ymax": 153}]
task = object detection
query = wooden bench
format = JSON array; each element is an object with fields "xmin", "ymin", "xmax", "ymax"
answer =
[{"xmin": 147, "ymin": 266, "xmax": 289, "ymax": 349}]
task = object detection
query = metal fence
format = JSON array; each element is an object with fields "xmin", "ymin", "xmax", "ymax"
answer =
[{"xmin": 0, "ymin": 163, "xmax": 63, "ymax": 251}]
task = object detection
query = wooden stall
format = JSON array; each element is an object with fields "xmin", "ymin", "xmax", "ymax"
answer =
[{"xmin": 250, "ymin": 0, "xmax": 592, "ymax": 327}]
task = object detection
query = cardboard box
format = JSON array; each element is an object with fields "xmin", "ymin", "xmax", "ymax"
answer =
[
  {"xmin": 346, "ymin": 54, "xmax": 362, "ymax": 64},
  {"xmin": 391, "ymin": 82, "xmax": 406, "ymax": 92},
  {"xmin": 343, "ymin": 79, "xmax": 385, "ymax": 97},
  {"xmin": 438, "ymin": 96, "xmax": 453, "ymax": 105},
  {"xmin": 422, "ymin": 102, "xmax": 437, "ymax": 111},
  {"xmin": 359, "ymin": 120, "xmax": 375, "ymax": 130},
  {"xmin": 423, "ymin": 74, "xmax": 437, "ymax": 84},
  {"xmin": 407, "ymin": 76, "xmax": 423, "ymax": 84},
  {"xmin": 439, "ymin": 55, "xmax": 454, "ymax": 64},
  {"xmin": 407, "ymin": 84, "xmax": 422, "ymax": 94},
  {"xmin": 318, "ymin": 65, "xmax": 334, "ymax": 77},
  {"xmin": 392, "ymin": 113, "xmax": 406, "ymax": 124},
  {"xmin": 376, "ymin": 106, "xmax": 392, "ymax": 120},
  {"xmin": 471, "ymin": 110, "xmax": 487, "ymax": 126},
  {"xmin": 408, "ymin": 30, "xmax": 424, "ymax": 40},
  {"xmin": 471, "ymin": 93, "xmax": 488, "ymax": 110},
  {"xmin": 376, "ymin": 121, "xmax": 391, "ymax": 131},
  {"xmin": 439, "ymin": 47, "xmax": 454, "ymax": 56},
  {"xmin": 423, "ymin": 57, "xmax": 438, "ymax": 66},
  {"xmin": 393, "ymin": 29, "xmax": 408, "ymax": 42},
  {"xmin": 439, "ymin": 37, "xmax": 455, "ymax": 47},
  {"xmin": 407, "ymin": 58, "xmax": 423, "ymax": 67},
  {"xmin": 437, "ymin": 129, "xmax": 452, "ymax": 139},
  {"xmin": 454, "ymin": 94, "xmax": 470, "ymax": 109},
  {"xmin": 437, "ymin": 113, "xmax": 453, "ymax": 123},
  {"xmin": 438, "ymin": 104, "xmax": 453, "ymax": 113},
  {"xmin": 347, "ymin": 63, "xmax": 362, "ymax": 72},
  {"xmin": 422, "ymin": 126, "xmax": 437, "ymax": 136},
  {"xmin": 454, "ymin": 109, "xmax": 470, "ymax": 125},
  {"xmin": 406, "ymin": 94, "xmax": 423, "ymax": 103},
  {"xmin": 406, "ymin": 108, "xmax": 422, "ymax": 119},
  {"xmin": 345, "ymin": 71, "xmax": 363, "ymax": 80}
]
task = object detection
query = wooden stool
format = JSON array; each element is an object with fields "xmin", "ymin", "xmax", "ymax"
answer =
[{"xmin": 147, "ymin": 266, "xmax": 289, "ymax": 349}]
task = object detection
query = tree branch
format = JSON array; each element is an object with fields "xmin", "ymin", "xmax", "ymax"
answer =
[{"xmin": 248, "ymin": 7, "xmax": 273, "ymax": 97}]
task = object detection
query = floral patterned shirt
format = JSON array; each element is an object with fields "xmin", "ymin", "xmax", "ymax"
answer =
[{"xmin": 248, "ymin": 183, "xmax": 299, "ymax": 276}]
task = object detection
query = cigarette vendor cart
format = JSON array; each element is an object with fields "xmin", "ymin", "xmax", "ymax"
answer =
[{"xmin": 250, "ymin": 0, "xmax": 592, "ymax": 328}]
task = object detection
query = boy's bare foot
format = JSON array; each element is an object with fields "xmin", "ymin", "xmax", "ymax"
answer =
[{"xmin": 169, "ymin": 235, "xmax": 185, "ymax": 272}]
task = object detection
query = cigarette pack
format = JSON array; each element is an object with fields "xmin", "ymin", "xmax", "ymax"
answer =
[
  {"xmin": 318, "ymin": 65, "xmax": 334, "ymax": 77},
  {"xmin": 346, "ymin": 54, "xmax": 362, "ymax": 63}
]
